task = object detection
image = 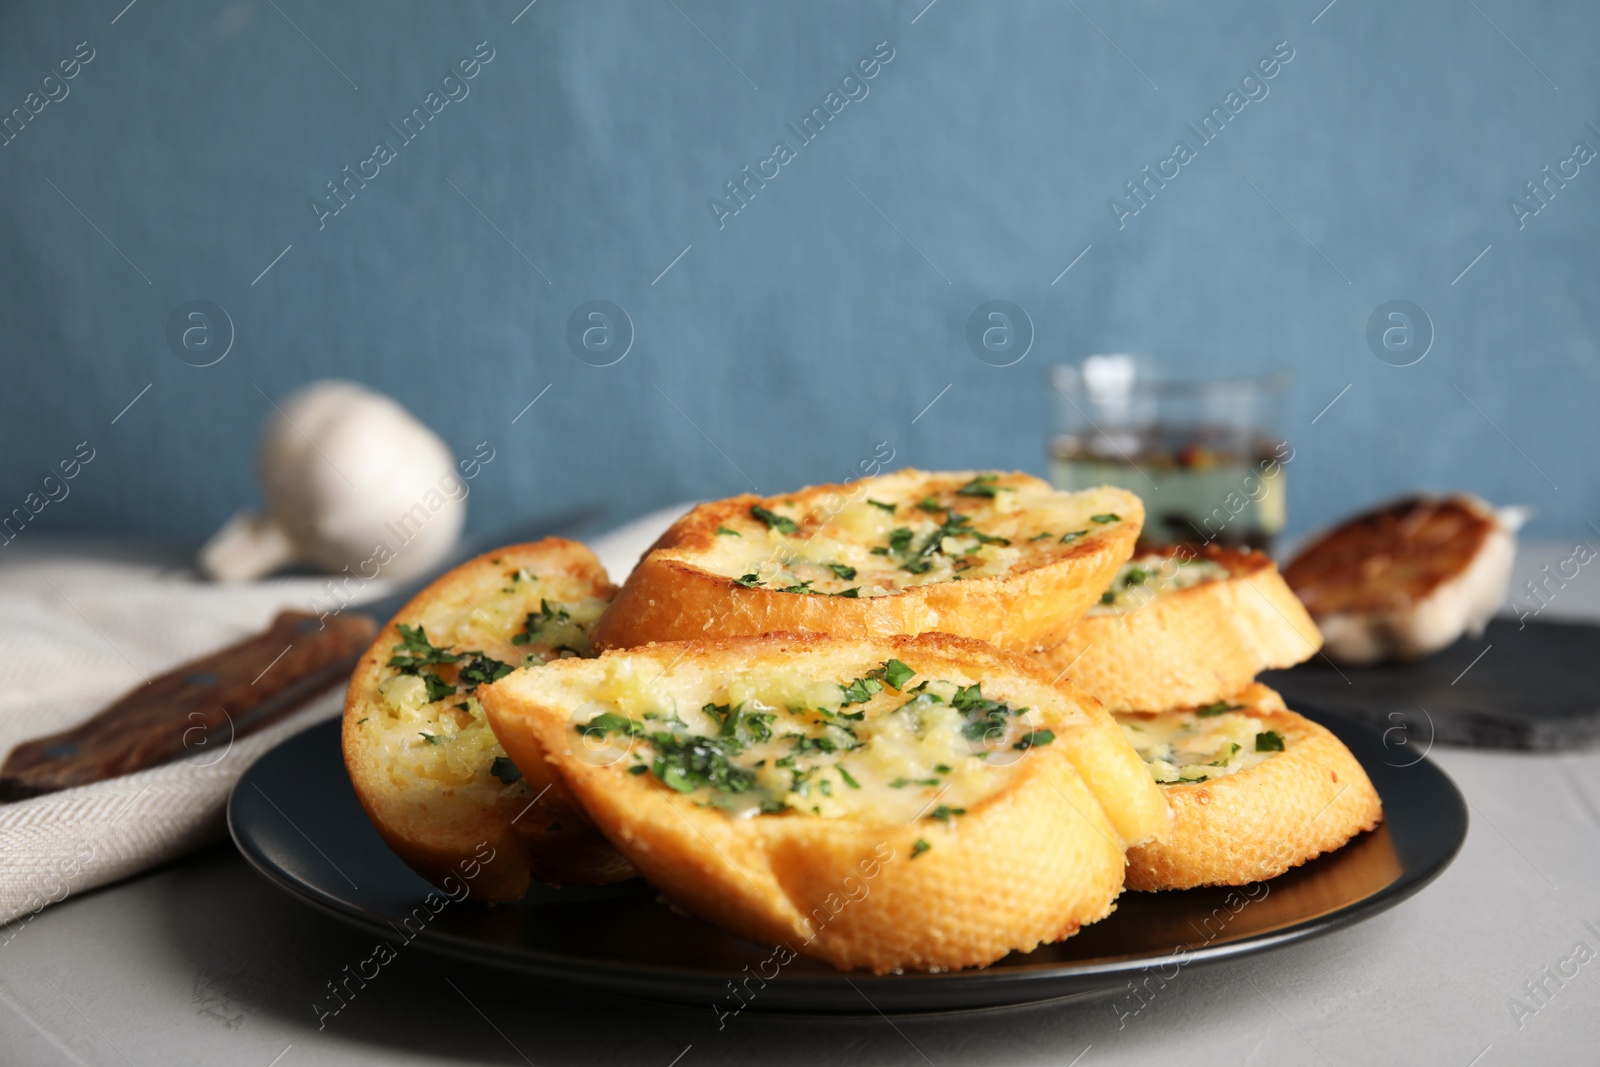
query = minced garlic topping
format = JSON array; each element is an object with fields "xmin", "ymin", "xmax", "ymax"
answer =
[
  {"xmin": 1117, "ymin": 704, "xmax": 1286, "ymax": 784},
  {"xmin": 685, "ymin": 472, "xmax": 1129, "ymax": 598},
  {"xmin": 1089, "ymin": 553, "xmax": 1228, "ymax": 615},
  {"xmin": 365, "ymin": 564, "xmax": 606, "ymax": 792},
  {"xmin": 571, "ymin": 659, "xmax": 1053, "ymax": 824}
]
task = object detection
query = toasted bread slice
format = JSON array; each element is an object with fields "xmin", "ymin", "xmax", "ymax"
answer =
[
  {"xmin": 1034, "ymin": 545, "xmax": 1322, "ymax": 712},
  {"xmin": 1116, "ymin": 684, "xmax": 1382, "ymax": 891},
  {"xmin": 590, "ymin": 470, "xmax": 1143, "ymax": 654},
  {"xmin": 479, "ymin": 632, "xmax": 1169, "ymax": 973},
  {"xmin": 1283, "ymin": 494, "xmax": 1518, "ymax": 664},
  {"xmin": 342, "ymin": 540, "xmax": 634, "ymax": 900}
]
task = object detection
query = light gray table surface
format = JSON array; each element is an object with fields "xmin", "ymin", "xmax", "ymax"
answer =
[{"xmin": 3, "ymin": 540, "xmax": 1599, "ymax": 1066}]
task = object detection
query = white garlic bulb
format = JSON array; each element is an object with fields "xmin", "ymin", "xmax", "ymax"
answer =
[{"xmin": 199, "ymin": 381, "xmax": 466, "ymax": 583}]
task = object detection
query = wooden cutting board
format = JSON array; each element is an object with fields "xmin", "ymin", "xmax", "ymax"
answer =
[{"xmin": 1262, "ymin": 618, "xmax": 1600, "ymax": 752}]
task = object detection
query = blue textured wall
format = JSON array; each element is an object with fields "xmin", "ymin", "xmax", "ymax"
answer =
[{"xmin": 1, "ymin": 0, "xmax": 1595, "ymax": 547}]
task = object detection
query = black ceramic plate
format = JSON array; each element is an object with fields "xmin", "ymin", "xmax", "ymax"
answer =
[{"xmin": 228, "ymin": 708, "xmax": 1465, "ymax": 1014}]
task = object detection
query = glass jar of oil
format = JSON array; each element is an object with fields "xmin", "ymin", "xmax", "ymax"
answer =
[{"xmin": 1050, "ymin": 356, "xmax": 1290, "ymax": 551}]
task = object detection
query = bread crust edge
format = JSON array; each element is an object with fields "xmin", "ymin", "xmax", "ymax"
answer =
[{"xmin": 341, "ymin": 538, "xmax": 635, "ymax": 901}]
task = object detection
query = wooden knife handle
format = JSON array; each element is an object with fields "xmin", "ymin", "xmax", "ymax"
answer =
[{"xmin": 0, "ymin": 611, "xmax": 377, "ymax": 801}]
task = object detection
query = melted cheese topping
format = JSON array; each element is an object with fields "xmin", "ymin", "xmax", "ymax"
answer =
[
  {"xmin": 366, "ymin": 565, "xmax": 607, "ymax": 792},
  {"xmin": 571, "ymin": 660, "xmax": 1049, "ymax": 825},
  {"xmin": 1116, "ymin": 707, "xmax": 1283, "ymax": 784},
  {"xmin": 1088, "ymin": 552, "xmax": 1229, "ymax": 615},
  {"xmin": 684, "ymin": 472, "xmax": 1129, "ymax": 598}
]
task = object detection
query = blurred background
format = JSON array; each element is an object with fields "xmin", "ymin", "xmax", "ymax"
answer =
[{"xmin": 1, "ymin": 0, "xmax": 1595, "ymax": 549}]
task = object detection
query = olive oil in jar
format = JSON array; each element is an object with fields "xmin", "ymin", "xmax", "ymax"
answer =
[{"xmin": 1050, "ymin": 426, "xmax": 1288, "ymax": 551}]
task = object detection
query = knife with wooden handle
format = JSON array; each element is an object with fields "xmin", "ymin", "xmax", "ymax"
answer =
[
  {"xmin": 0, "ymin": 611, "xmax": 377, "ymax": 800},
  {"xmin": 0, "ymin": 507, "xmax": 603, "ymax": 801}
]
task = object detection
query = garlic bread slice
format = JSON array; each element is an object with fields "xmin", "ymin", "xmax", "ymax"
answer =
[
  {"xmin": 1036, "ymin": 545, "xmax": 1321, "ymax": 712},
  {"xmin": 342, "ymin": 539, "xmax": 634, "ymax": 900},
  {"xmin": 591, "ymin": 470, "xmax": 1142, "ymax": 654},
  {"xmin": 1283, "ymin": 494, "xmax": 1518, "ymax": 664},
  {"xmin": 479, "ymin": 632, "xmax": 1168, "ymax": 974},
  {"xmin": 1117, "ymin": 684, "xmax": 1382, "ymax": 891}
]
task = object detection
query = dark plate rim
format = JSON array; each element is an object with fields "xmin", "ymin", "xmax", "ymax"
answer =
[{"xmin": 227, "ymin": 705, "xmax": 1467, "ymax": 1010}]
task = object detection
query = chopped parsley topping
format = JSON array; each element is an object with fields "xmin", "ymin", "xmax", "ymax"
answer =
[
  {"xmin": 1255, "ymin": 730, "xmax": 1286, "ymax": 752},
  {"xmin": 753, "ymin": 577, "xmax": 859, "ymax": 598},
  {"xmin": 878, "ymin": 659, "xmax": 916, "ymax": 690},
  {"xmin": 1090, "ymin": 513, "xmax": 1121, "ymax": 524},
  {"xmin": 389, "ymin": 624, "xmax": 463, "ymax": 673},
  {"xmin": 422, "ymin": 673, "xmax": 457, "ymax": 703},
  {"xmin": 916, "ymin": 497, "xmax": 943, "ymax": 512},
  {"xmin": 705, "ymin": 702, "xmax": 776, "ymax": 748},
  {"xmin": 1013, "ymin": 729, "xmax": 1055, "ymax": 750},
  {"xmin": 819, "ymin": 705, "xmax": 866, "ymax": 722},
  {"xmin": 887, "ymin": 527, "xmax": 915, "ymax": 555},
  {"xmin": 965, "ymin": 524, "xmax": 1012, "ymax": 547},
  {"xmin": 715, "ymin": 525, "xmax": 740, "ymax": 537},
  {"xmin": 511, "ymin": 600, "xmax": 578, "ymax": 650},
  {"xmin": 575, "ymin": 667, "xmax": 1039, "ymax": 821},
  {"xmin": 579, "ymin": 712, "xmax": 768, "ymax": 801},
  {"xmin": 952, "ymin": 684, "xmax": 1027, "ymax": 744},
  {"xmin": 1060, "ymin": 529, "xmax": 1088, "ymax": 544},
  {"xmin": 580, "ymin": 712, "xmax": 642, "ymax": 739},
  {"xmin": 911, "ymin": 838, "xmax": 931, "ymax": 858},
  {"xmin": 418, "ymin": 731, "xmax": 441, "ymax": 744},
  {"xmin": 898, "ymin": 509, "xmax": 1009, "ymax": 574},
  {"xmin": 652, "ymin": 732, "xmax": 759, "ymax": 796},
  {"xmin": 867, "ymin": 499, "xmax": 896, "ymax": 513},
  {"xmin": 750, "ymin": 505, "xmax": 799, "ymax": 534},
  {"xmin": 827, "ymin": 563, "xmax": 858, "ymax": 581},
  {"xmin": 490, "ymin": 756, "xmax": 523, "ymax": 784},
  {"xmin": 1100, "ymin": 591, "xmax": 1117, "ymax": 605},
  {"xmin": 1208, "ymin": 742, "xmax": 1242, "ymax": 766},
  {"xmin": 841, "ymin": 676, "xmax": 884, "ymax": 705},
  {"xmin": 791, "ymin": 729, "xmax": 861, "ymax": 756},
  {"xmin": 457, "ymin": 654, "xmax": 514, "ymax": 688},
  {"xmin": 955, "ymin": 473, "xmax": 1003, "ymax": 498},
  {"xmin": 1197, "ymin": 701, "xmax": 1243, "ymax": 718}
]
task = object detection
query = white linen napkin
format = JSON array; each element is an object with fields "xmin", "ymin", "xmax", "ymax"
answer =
[{"xmin": 0, "ymin": 504, "xmax": 689, "ymax": 929}]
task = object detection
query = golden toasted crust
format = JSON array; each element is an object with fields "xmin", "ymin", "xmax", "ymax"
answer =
[
  {"xmin": 1283, "ymin": 495, "xmax": 1498, "ymax": 616},
  {"xmin": 1283, "ymin": 494, "xmax": 1514, "ymax": 664},
  {"xmin": 1035, "ymin": 546, "xmax": 1322, "ymax": 712},
  {"xmin": 590, "ymin": 470, "xmax": 1143, "ymax": 654},
  {"xmin": 342, "ymin": 540, "xmax": 634, "ymax": 900},
  {"xmin": 1121, "ymin": 684, "xmax": 1382, "ymax": 891},
  {"xmin": 479, "ymin": 631, "xmax": 1170, "ymax": 973}
]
